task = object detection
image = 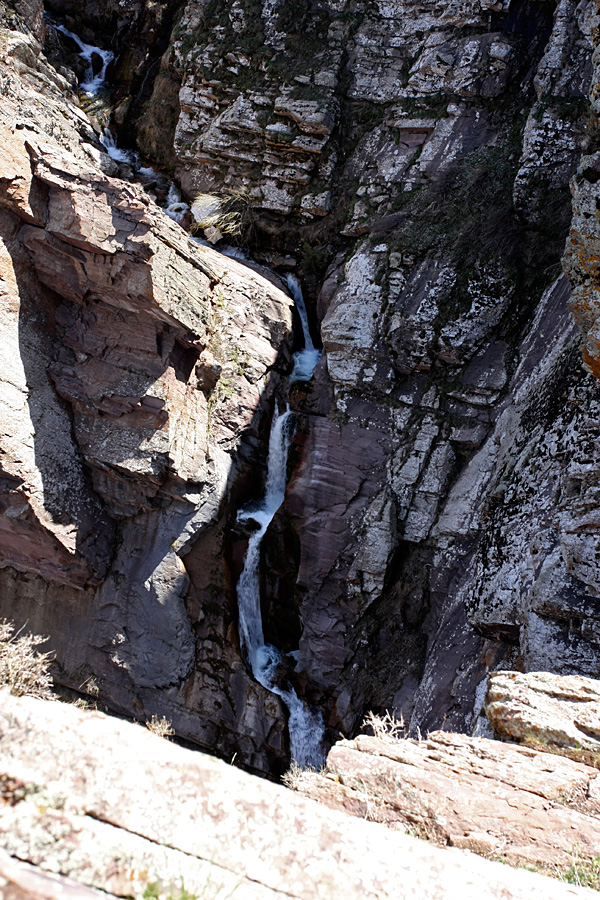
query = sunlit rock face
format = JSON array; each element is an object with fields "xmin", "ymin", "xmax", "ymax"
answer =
[
  {"xmin": 0, "ymin": 0, "xmax": 296, "ymax": 774},
  {"xmin": 1, "ymin": 0, "xmax": 600, "ymax": 773},
  {"xmin": 173, "ymin": 0, "xmax": 599, "ymax": 741}
]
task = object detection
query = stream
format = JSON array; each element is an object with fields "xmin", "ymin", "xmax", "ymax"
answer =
[
  {"xmin": 53, "ymin": 16, "xmax": 325, "ymax": 768},
  {"xmin": 236, "ymin": 287, "xmax": 324, "ymax": 768}
]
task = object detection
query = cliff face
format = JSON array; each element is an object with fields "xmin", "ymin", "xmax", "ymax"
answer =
[
  {"xmin": 1, "ymin": 0, "xmax": 600, "ymax": 771},
  {"xmin": 140, "ymin": 0, "xmax": 600, "ymax": 739},
  {"xmin": 0, "ymin": 0, "xmax": 297, "ymax": 772}
]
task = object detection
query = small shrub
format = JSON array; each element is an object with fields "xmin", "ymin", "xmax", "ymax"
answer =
[
  {"xmin": 190, "ymin": 190, "xmax": 254, "ymax": 242},
  {"xmin": 80, "ymin": 675, "xmax": 99, "ymax": 697},
  {"xmin": 362, "ymin": 710, "xmax": 406, "ymax": 741},
  {"xmin": 0, "ymin": 620, "xmax": 54, "ymax": 699},
  {"xmin": 557, "ymin": 847, "xmax": 600, "ymax": 890},
  {"xmin": 282, "ymin": 760, "xmax": 319, "ymax": 790},
  {"xmin": 146, "ymin": 715, "xmax": 175, "ymax": 739},
  {"xmin": 143, "ymin": 879, "xmax": 199, "ymax": 900},
  {"xmin": 141, "ymin": 876, "xmax": 232, "ymax": 900}
]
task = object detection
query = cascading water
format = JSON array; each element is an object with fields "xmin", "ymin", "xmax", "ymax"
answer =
[
  {"xmin": 50, "ymin": 17, "xmax": 191, "ymax": 224},
  {"xmin": 285, "ymin": 274, "xmax": 322, "ymax": 383},
  {"xmin": 51, "ymin": 21, "xmax": 113, "ymax": 95},
  {"xmin": 234, "ymin": 277, "xmax": 325, "ymax": 766},
  {"xmin": 164, "ymin": 184, "xmax": 191, "ymax": 225},
  {"xmin": 237, "ymin": 404, "xmax": 324, "ymax": 768},
  {"xmin": 101, "ymin": 129, "xmax": 139, "ymax": 166},
  {"xmin": 49, "ymin": 12, "xmax": 323, "ymax": 767},
  {"xmin": 237, "ymin": 406, "xmax": 293, "ymax": 671}
]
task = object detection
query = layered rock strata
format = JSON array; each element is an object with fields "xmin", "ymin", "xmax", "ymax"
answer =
[
  {"xmin": 486, "ymin": 670, "xmax": 600, "ymax": 765},
  {"xmin": 3, "ymin": 0, "xmax": 600, "ymax": 770},
  {"xmin": 273, "ymin": 0, "xmax": 600, "ymax": 739},
  {"xmin": 0, "ymin": 693, "xmax": 596, "ymax": 900},
  {"xmin": 290, "ymin": 673, "xmax": 600, "ymax": 879},
  {"xmin": 0, "ymin": 0, "xmax": 295, "ymax": 773},
  {"xmin": 294, "ymin": 727, "xmax": 600, "ymax": 877}
]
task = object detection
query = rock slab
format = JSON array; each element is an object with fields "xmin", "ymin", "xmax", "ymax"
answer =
[
  {"xmin": 0, "ymin": 693, "xmax": 595, "ymax": 900},
  {"xmin": 486, "ymin": 670, "xmax": 600, "ymax": 765}
]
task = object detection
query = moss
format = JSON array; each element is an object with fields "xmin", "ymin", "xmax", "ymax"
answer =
[{"xmin": 301, "ymin": 240, "xmax": 329, "ymax": 274}]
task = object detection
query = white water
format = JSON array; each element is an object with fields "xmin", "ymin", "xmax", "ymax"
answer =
[
  {"xmin": 285, "ymin": 274, "xmax": 322, "ymax": 383},
  {"xmin": 51, "ymin": 16, "xmax": 323, "ymax": 763},
  {"xmin": 164, "ymin": 184, "xmax": 191, "ymax": 224},
  {"xmin": 53, "ymin": 22, "xmax": 113, "ymax": 95},
  {"xmin": 101, "ymin": 129, "xmax": 138, "ymax": 166},
  {"xmin": 237, "ymin": 406, "xmax": 324, "ymax": 767}
]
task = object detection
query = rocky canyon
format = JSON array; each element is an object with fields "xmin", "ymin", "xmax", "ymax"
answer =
[{"xmin": 0, "ymin": 0, "xmax": 600, "ymax": 784}]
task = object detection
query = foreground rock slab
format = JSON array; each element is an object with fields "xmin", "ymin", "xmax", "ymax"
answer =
[
  {"xmin": 0, "ymin": 694, "xmax": 594, "ymax": 900},
  {"xmin": 294, "ymin": 728, "xmax": 600, "ymax": 877},
  {"xmin": 486, "ymin": 671, "xmax": 600, "ymax": 765},
  {"xmin": 0, "ymin": 847, "xmax": 119, "ymax": 900}
]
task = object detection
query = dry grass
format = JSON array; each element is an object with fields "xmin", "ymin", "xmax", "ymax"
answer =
[
  {"xmin": 190, "ymin": 190, "xmax": 253, "ymax": 241},
  {"xmin": 282, "ymin": 760, "xmax": 320, "ymax": 791},
  {"xmin": 556, "ymin": 847, "xmax": 600, "ymax": 890},
  {"xmin": 0, "ymin": 620, "xmax": 54, "ymax": 699},
  {"xmin": 362, "ymin": 710, "xmax": 406, "ymax": 741},
  {"xmin": 146, "ymin": 715, "xmax": 175, "ymax": 739}
]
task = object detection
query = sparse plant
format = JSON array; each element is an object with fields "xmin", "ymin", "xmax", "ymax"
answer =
[
  {"xmin": 557, "ymin": 846, "xmax": 600, "ymax": 890},
  {"xmin": 141, "ymin": 875, "xmax": 234, "ymax": 900},
  {"xmin": 0, "ymin": 620, "xmax": 54, "ymax": 699},
  {"xmin": 80, "ymin": 675, "xmax": 100, "ymax": 697},
  {"xmin": 362, "ymin": 710, "xmax": 406, "ymax": 741},
  {"xmin": 72, "ymin": 697, "xmax": 89, "ymax": 710},
  {"xmin": 146, "ymin": 715, "xmax": 175, "ymax": 739},
  {"xmin": 282, "ymin": 760, "xmax": 318, "ymax": 790},
  {"xmin": 190, "ymin": 190, "xmax": 254, "ymax": 242},
  {"xmin": 143, "ymin": 878, "xmax": 200, "ymax": 900}
]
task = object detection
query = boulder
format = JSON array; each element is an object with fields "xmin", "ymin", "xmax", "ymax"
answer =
[{"xmin": 486, "ymin": 671, "xmax": 600, "ymax": 766}]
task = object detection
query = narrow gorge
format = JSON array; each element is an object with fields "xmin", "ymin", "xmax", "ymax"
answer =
[{"xmin": 0, "ymin": 0, "xmax": 600, "ymax": 783}]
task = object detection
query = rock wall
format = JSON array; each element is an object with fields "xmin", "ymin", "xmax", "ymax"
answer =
[
  {"xmin": 0, "ymin": 0, "xmax": 297, "ymax": 774},
  {"xmin": 150, "ymin": 0, "xmax": 600, "ymax": 742},
  {"xmin": 2, "ymin": 0, "xmax": 600, "ymax": 772},
  {"xmin": 150, "ymin": 0, "xmax": 600, "ymax": 741}
]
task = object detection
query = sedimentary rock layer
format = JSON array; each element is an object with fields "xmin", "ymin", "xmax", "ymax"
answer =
[
  {"xmin": 0, "ymin": 693, "xmax": 595, "ymax": 900},
  {"xmin": 2, "ymin": 0, "xmax": 600, "ymax": 771},
  {"xmin": 0, "ymin": 0, "xmax": 295, "ymax": 773}
]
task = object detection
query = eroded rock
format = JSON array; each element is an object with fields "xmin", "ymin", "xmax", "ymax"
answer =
[
  {"xmin": 0, "ymin": 694, "xmax": 595, "ymax": 900},
  {"xmin": 486, "ymin": 670, "xmax": 600, "ymax": 765},
  {"xmin": 294, "ymin": 726, "xmax": 600, "ymax": 878}
]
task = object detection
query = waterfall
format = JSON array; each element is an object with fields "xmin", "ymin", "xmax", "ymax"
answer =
[
  {"xmin": 51, "ymin": 21, "xmax": 113, "ymax": 95},
  {"xmin": 236, "ymin": 405, "xmax": 324, "ymax": 768},
  {"xmin": 101, "ymin": 130, "xmax": 138, "ymax": 166},
  {"xmin": 237, "ymin": 407, "xmax": 293, "ymax": 670},
  {"xmin": 285, "ymin": 274, "xmax": 322, "ymax": 383},
  {"xmin": 46, "ymin": 20, "xmax": 323, "ymax": 765}
]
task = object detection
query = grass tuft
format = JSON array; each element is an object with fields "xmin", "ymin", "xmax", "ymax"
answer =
[
  {"xmin": 362, "ymin": 710, "xmax": 406, "ymax": 741},
  {"xmin": 146, "ymin": 715, "xmax": 175, "ymax": 739},
  {"xmin": 0, "ymin": 620, "xmax": 54, "ymax": 699}
]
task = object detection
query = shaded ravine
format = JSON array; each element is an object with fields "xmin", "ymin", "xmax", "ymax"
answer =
[
  {"xmin": 49, "ymin": 18, "xmax": 113, "ymax": 94},
  {"xmin": 49, "ymin": 13, "xmax": 190, "ymax": 224},
  {"xmin": 49, "ymin": 12, "xmax": 326, "ymax": 768}
]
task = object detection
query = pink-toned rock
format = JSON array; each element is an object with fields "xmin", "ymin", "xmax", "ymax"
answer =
[
  {"xmin": 0, "ymin": 694, "xmax": 596, "ymax": 900},
  {"xmin": 486, "ymin": 671, "xmax": 600, "ymax": 765},
  {"xmin": 294, "ymin": 728, "xmax": 600, "ymax": 875}
]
